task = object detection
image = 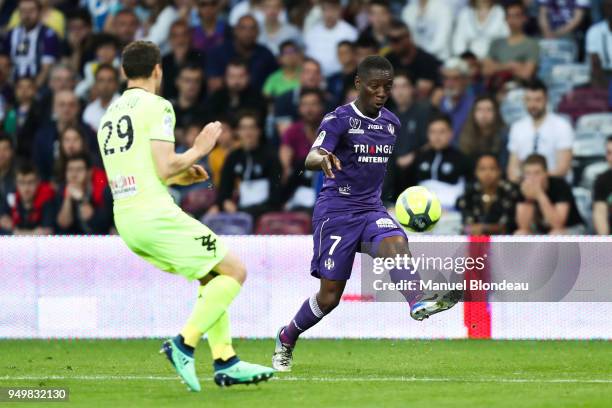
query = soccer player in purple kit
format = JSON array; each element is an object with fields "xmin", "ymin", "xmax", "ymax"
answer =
[{"xmin": 272, "ymin": 56, "xmax": 461, "ymax": 372}]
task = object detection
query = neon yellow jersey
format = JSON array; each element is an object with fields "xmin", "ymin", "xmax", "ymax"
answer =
[{"xmin": 97, "ymin": 88, "xmax": 176, "ymax": 213}]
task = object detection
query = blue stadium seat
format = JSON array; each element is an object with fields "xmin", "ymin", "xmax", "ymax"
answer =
[{"xmin": 201, "ymin": 212, "xmax": 254, "ymax": 235}]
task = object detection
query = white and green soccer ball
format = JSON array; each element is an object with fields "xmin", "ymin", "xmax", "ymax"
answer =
[{"xmin": 395, "ymin": 186, "xmax": 442, "ymax": 233}]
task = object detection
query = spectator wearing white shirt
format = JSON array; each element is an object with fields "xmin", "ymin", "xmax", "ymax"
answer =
[
  {"xmin": 82, "ymin": 64, "xmax": 119, "ymax": 133},
  {"xmin": 586, "ymin": 0, "xmax": 612, "ymax": 88},
  {"xmin": 140, "ymin": 0, "xmax": 179, "ymax": 56},
  {"xmin": 506, "ymin": 79, "xmax": 573, "ymax": 183},
  {"xmin": 229, "ymin": 0, "xmax": 288, "ymax": 27},
  {"xmin": 401, "ymin": 0, "xmax": 453, "ymax": 61},
  {"xmin": 304, "ymin": 0, "xmax": 358, "ymax": 77},
  {"xmin": 453, "ymin": 0, "xmax": 509, "ymax": 59},
  {"xmin": 258, "ymin": 0, "xmax": 302, "ymax": 55}
]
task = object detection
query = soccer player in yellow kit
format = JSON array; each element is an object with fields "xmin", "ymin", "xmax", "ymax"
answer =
[{"xmin": 98, "ymin": 41, "xmax": 274, "ymax": 392}]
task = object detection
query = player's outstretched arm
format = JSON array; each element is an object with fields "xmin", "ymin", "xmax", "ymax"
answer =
[
  {"xmin": 305, "ymin": 148, "xmax": 342, "ymax": 179},
  {"xmin": 151, "ymin": 122, "xmax": 222, "ymax": 184}
]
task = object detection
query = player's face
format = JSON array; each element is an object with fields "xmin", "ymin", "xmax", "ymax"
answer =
[
  {"xmin": 428, "ymin": 121, "xmax": 452, "ymax": 150},
  {"xmin": 525, "ymin": 90, "xmax": 547, "ymax": 120},
  {"xmin": 523, "ymin": 164, "xmax": 547, "ymax": 188},
  {"xmin": 0, "ymin": 141, "xmax": 13, "ymax": 170},
  {"xmin": 474, "ymin": 99, "xmax": 496, "ymax": 128},
  {"xmin": 356, "ymin": 69, "xmax": 393, "ymax": 111},
  {"xmin": 476, "ymin": 156, "xmax": 500, "ymax": 188},
  {"xmin": 61, "ymin": 129, "xmax": 84, "ymax": 156},
  {"xmin": 16, "ymin": 173, "xmax": 38, "ymax": 203}
]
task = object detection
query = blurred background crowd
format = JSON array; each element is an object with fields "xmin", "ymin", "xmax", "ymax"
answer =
[{"xmin": 0, "ymin": 0, "xmax": 611, "ymax": 236}]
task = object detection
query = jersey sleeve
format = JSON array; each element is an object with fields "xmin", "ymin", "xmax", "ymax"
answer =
[
  {"xmin": 149, "ymin": 99, "xmax": 176, "ymax": 143},
  {"xmin": 311, "ymin": 113, "xmax": 344, "ymax": 154}
]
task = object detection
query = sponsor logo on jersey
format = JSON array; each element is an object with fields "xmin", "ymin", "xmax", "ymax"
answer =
[
  {"xmin": 368, "ymin": 124, "xmax": 383, "ymax": 130},
  {"xmin": 338, "ymin": 185, "xmax": 351, "ymax": 195},
  {"xmin": 352, "ymin": 144, "xmax": 394, "ymax": 163},
  {"xmin": 388, "ymin": 124, "xmax": 395, "ymax": 135},
  {"xmin": 324, "ymin": 258, "xmax": 335, "ymax": 270},
  {"xmin": 348, "ymin": 117, "xmax": 364, "ymax": 134},
  {"xmin": 110, "ymin": 174, "xmax": 137, "ymax": 199},
  {"xmin": 376, "ymin": 217, "xmax": 397, "ymax": 228}
]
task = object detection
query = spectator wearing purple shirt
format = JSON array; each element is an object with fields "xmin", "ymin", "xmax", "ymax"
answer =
[
  {"xmin": 1, "ymin": 0, "xmax": 60, "ymax": 88},
  {"xmin": 538, "ymin": 0, "xmax": 589, "ymax": 39},
  {"xmin": 191, "ymin": 0, "xmax": 228, "ymax": 53},
  {"xmin": 438, "ymin": 58, "xmax": 476, "ymax": 145}
]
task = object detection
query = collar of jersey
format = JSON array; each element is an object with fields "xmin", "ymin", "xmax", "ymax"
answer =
[{"xmin": 350, "ymin": 101, "xmax": 381, "ymax": 121}]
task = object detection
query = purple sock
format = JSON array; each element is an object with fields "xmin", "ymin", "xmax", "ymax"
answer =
[
  {"xmin": 389, "ymin": 265, "xmax": 423, "ymax": 308},
  {"xmin": 279, "ymin": 294, "xmax": 326, "ymax": 346}
]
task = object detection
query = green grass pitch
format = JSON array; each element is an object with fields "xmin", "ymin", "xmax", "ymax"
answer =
[{"xmin": 1, "ymin": 339, "xmax": 611, "ymax": 407}]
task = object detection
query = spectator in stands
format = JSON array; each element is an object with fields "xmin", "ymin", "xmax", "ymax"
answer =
[
  {"xmin": 215, "ymin": 111, "xmax": 281, "ymax": 218},
  {"xmin": 140, "ymin": 0, "xmax": 179, "ymax": 56},
  {"xmin": 354, "ymin": 36, "xmax": 379, "ymax": 64},
  {"xmin": 439, "ymin": 58, "xmax": 476, "ymax": 144},
  {"xmin": 162, "ymin": 21, "xmax": 204, "ymax": 100},
  {"xmin": 507, "ymin": 79, "xmax": 573, "ymax": 182},
  {"xmin": 82, "ymin": 64, "xmax": 120, "ymax": 132},
  {"xmin": 515, "ymin": 153, "xmax": 585, "ymax": 234},
  {"xmin": 1, "ymin": 0, "xmax": 60, "ymax": 87},
  {"xmin": 385, "ymin": 20, "xmax": 441, "ymax": 98},
  {"xmin": 206, "ymin": 15, "xmax": 278, "ymax": 93},
  {"xmin": 384, "ymin": 70, "xmax": 433, "ymax": 202},
  {"xmin": 6, "ymin": 0, "xmax": 65, "ymax": 39},
  {"xmin": 258, "ymin": 0, "xmax": 302, "ymax": 56},
  {"xmin": 208, "ymin": 59, "xmax": 265, "ymax": 125},
  {"xmin": 53, "ymin": 126, "xmax": 98, "ymax": 182},
  {"xmin": 63, "ymin": 9, "xmax": 94, "ymax": 77},
  {"xmin": 453, "ymin": 0, "xmax": 509, "ymax": 59},
  {"xmin": 75, "ymin": 33, "xmax": 120, "ymax": 99},
  {"xmin": 229, "ymin": 0, "xmax": 288, "ymax": 27},
  {"xmin": 274, "ymin": 57, "xmax": 325, "ymax": 135},
  {"xmin": 34, "ymin": 90, "xmax": 94, "ymax": 181},
  {"xmin": 55, "ymin": 153, "xmax": 112, "ymax": 234},
  {"xmin": 459, "ymin": 95, "xmax": 508, "ymax": 168},
  {"xmin": 0, "ymin": 133, "xmax": 15, "ymax": 203},
  {"xmin": 0, "ymin": 162, "xmax": 55, "ymax": 235},
  {"xmin": 171, "ymin": 64, "xmax": 207, "ymax": 138},
  {"xmin": 586, "ymin": 0, "xmax": 612, "ymax": 88},
  {"xmin": 280, "ymin": 90, "xmax": 325, "ymax": 211},
  {"xmin": 460, "ymin": 50, "xmax": 487, "ymax": 96},
  {"xmin": 538, "ymin": 0, "xmax": 589, "ymax": 39},
  {"xmin": 406, "ymin": 114, "xmax": 470, "ymax": 209},
  {"xmin": 326, "ymin": 40, "xmax": 357, "ymax": 106},
  {"xmin": 207, "ymin": 120, "xmax": 236, "ymax": 188},
  {"xmin": 303, "ymin": 0, "xmax": 358, "ymax": 77},
  {"xmin": 191, "ymin": 0, "xmax": 228, "ymax": 53},
  {"xmin": 112, "ymin": 9, "xmax": 140, "ymax": 48},
  {"xmin": 401, "ymin": 0, "xmax": 453, "ymax": 61},
  {"xmin": 263, "ymin": 40, "xmax": 303, "ymax": 98},
  {"xmin": 37, "ymin": 64, "xmax": 76, "ymax": 122},
  {"xmin": 593, "ymin": 136, "xmax": 612, "ymax": 235},
  {"xmin": 0, "ymin": 55, "xmax": 13, "ymax": 106},
  {"xmin": 457, "ymin": 153, "xmax": 519, "ymax": 235},
  {"xmin": 3, "ymin": 76, "xmax": 42, "ymax": 157},
  {"xmin": 483, "ymin": 1, "xmax": 540, "ymax": 83},
  {"xmin": 357, "ymin": 0, "xmax": 392, "ymax": 50}
]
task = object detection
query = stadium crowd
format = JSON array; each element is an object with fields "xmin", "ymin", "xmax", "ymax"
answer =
[{"xmin": 0, "ymin": 0, "xmax": 610, "ymax": 235}]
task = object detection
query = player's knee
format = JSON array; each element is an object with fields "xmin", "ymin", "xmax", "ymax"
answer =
[
  {"xmin": 377, "ymin": 236, "xmax": 409, "ymax": 258},
  {"xmin": 215, "ymin": 253, "xmax": 247, "ymax": 284},
  {"xmin": 317, "ymin": 291, "xmax": 341, "ymax": 314}
]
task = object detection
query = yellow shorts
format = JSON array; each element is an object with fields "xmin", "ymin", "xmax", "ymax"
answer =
[{"xmin": 114, "ymin": 205, "xmax": 228, "ymax": 280}]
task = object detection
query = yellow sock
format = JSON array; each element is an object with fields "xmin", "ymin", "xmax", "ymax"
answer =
[{"xmin": 207, "ymin": 312, "xmax": 236, "ymax": 360}]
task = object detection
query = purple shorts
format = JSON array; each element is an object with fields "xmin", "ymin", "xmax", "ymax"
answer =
[{"xmin": 310, "ymin": 210, "xmax": 407, "ymax": 281}]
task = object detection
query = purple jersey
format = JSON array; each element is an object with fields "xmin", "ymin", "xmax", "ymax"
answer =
[{"xmin": 311, "ymin": 102, "xmax": 401, "ymax": 219}]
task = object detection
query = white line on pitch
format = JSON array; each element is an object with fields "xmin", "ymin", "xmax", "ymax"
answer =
[{"xmin": 1, "ymin": 375, "xmax": 612, "ymax": 384}]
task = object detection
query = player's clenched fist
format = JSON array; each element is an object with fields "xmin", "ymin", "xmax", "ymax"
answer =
[{"xmin": 194, "ymin": 121, "xmax": 222, "ymax": 156}]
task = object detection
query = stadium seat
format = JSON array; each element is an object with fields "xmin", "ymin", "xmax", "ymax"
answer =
[
  {"xmin": 255, "ymin": 212, "xmax": 312, "ymax": 235},
  {"xmin": 537, "ymin": 39, "xmax": 577, "ymax": 83},
  {"xmin": 500, "ymin": 87, "xmax": 527, "ymax": 125},
  {"xmin": 572, "ymin": 187, "xmax": 593, "ymax": 232},
  {"xmin": 180, "ymin": 188, "xmax": 217, "ymax": 217},
  {"xmin": 550, "ymin": 63, "xmax": 590, "ymax": 88},
  {"xmin": 575, "ymin": 112, "xmax": 612, "ymax": 135},
  {"xmin": 557, "ymin": 89, "xmax": 609, "ymax": 124},
  {"xmin": 201, "ymin": 212, "xmax": 254, "ymax": 235},
  {"xmin": 580, "ymin": 161, "xmax": 609, "ymax": 190}
]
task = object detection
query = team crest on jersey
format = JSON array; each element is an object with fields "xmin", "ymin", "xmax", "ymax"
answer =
[
  {"xmin": 376, "ymin": 217, "xmax": 396, "ymax": 228},
  {"xmin": 388, "ymin": 124, "xmax": 395, "ymax": 135},
  {"xmin": 324, "ymin": 258, "xmax": 335, "ymax": 270},
  {"xmin": 348, "ymin": 117, "xmax": 364, "ymax": 134}
]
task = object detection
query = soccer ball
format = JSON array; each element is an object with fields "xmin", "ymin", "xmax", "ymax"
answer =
[{"xmin": 395, "ymin": 186, "xmax": 442, "ymax": 232}]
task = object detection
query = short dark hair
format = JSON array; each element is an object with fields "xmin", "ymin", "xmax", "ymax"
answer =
[
  {"xmin": 121, "ymin": 41, "xmax": 161, "ymax": 79},
  {"xmin": 66, "ymin": 8, "xmax": 92, "ymax": 26},
  {"xmin": 19, "ymin": 0, "xmax": 41, "ymax": 10},
  {"xmin": 429, "ymin": 113, "xmax": 453, "ymax": 129},
  {"xmin": 303, "ymin": 57, "xmax": 321, "ymax": 70},
  {"xmin": 607, "ymin": 135, "xmax": 612, "ymax": 143},
  {"xmin": 0, "ymin": 132, "xmax": 14, "ymax": 149},
  {"xmin": 523, "ymin": 153, "xmax": 548, "ymax": 170},
  {"xmin": 394, "ymin": 69, "xmax": 414, "ymax": 85},
  {"xmin": 95, "ymin": 63, "xmax": 119, "ymax": 80},
  {"xmin": 279, "ymin": 39, "xmax": 300, "ymax": 53},
  {"xmin": 233, "ymin": 110, "xmax": 261, "ymax": 128},
  {"xmin": 504, "ymin": 0, "xmax": 526, "ymax": 12},
  {"xmin": 369, "ymin": 0, "xmax": 390, "ymax": 9},
  {"xmin": 66, "ymin": 152, "xmax": 92, "ymax": 169},
  {"xmin": 299, "ymin": 87, "xmax": 325, "ymax": 104},
  {"xmin": 389, "ymin": 19, "xmax": 409, "ymax": 32},
  {"xmin": 92, "ymin": 33, "xmax": 119, "ymax": 51},
  {"xmin": 524, "ymin": 78, "xmax": 548, "ymax": 95},
  {"xmin": 115, "ymin": 8, "xmax": 137, "ymax": 20},
  {"xmin": 16, "ymin": 162, "xmax": 38, "ymax": 177},
  {"xmin": 320, "ymin": 0, "xmax": 341, "ymax": 6},
  {"xmin": 355, "ymin": 36, "xmax": 379, "ymax": 51},
  {"xmin": 337, "ymin": 40, "xmax": 355, "ymax": 50},
  {"xmin": 357, "ymin": 55, "xmax": 393, "ymax": 79},
  {"xmin": 459, "ymin": 50, "xmax": 478, "ymax": 61},
  {"xmin": 227, "ymin": 57, "xmax": 248, "ymax": 71},
  {"xmin": 178, "ymin": 62, "xmax": 203, "ymax": 75}
]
